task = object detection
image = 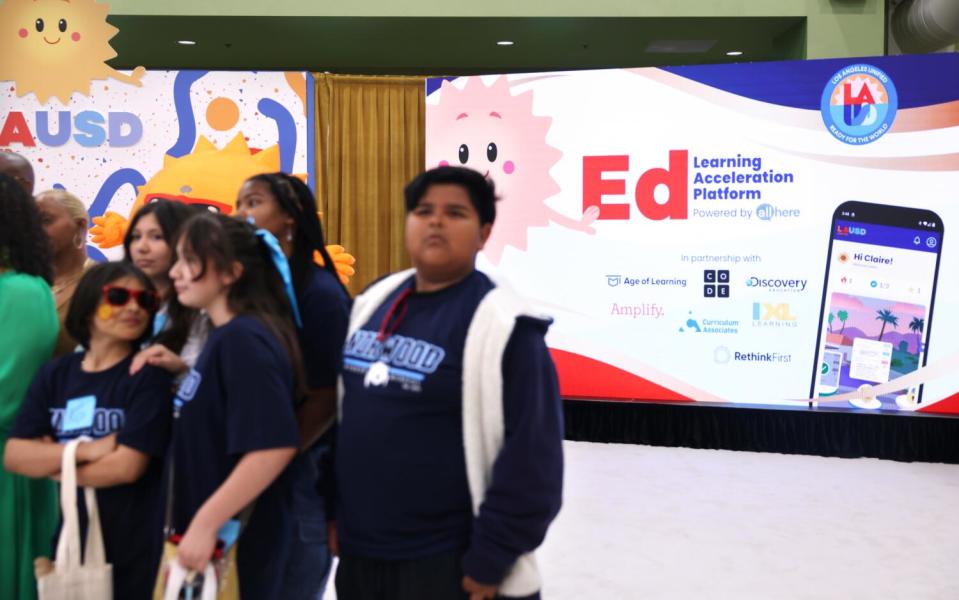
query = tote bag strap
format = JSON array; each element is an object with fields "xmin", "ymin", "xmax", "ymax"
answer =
[
  {"xmin": 82, "ymin": 485, "xmax": 107, "ymax": 566},
  {"xmin": 53, "ymin": 437, "xmax": 89, "ymax": 571},
  {"xmin": 162, "ymin": 561, "xmax": 217, "ymax": 600}
]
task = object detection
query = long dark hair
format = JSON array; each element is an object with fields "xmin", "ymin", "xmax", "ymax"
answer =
[
  {"xmin": 177, "ymin": 212, "xmax": 305, "ymax": 397},
  {"xmin": 246, "ymin": 173, "xmax": 349, "ymax": 299},
  {"xmin": 66, "ymin": 262, "xmax": 158, "ymax": 349},
  {"xmin": 0, "ymin": 173, "xmax": 53, "ymax": 284},
  {"xmin": 123, "ymin": 199, "xmax": 200, "ymax": 353},
  {"xmin": 122, "ymin": 199, "xmax": 196, "ymax": 261}
]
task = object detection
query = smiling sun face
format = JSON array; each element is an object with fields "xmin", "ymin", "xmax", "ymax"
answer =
[{"xmin": 0, "ymin": 0, "xmax": 145, "ymax": 104}]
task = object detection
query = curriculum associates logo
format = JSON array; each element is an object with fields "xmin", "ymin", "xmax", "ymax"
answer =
[{"xmin": 821, "ymin": 63, "xmax": 898, "ymax": 145}]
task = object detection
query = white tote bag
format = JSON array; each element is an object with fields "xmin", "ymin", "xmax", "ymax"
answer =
[{"xmin": 37, "ymin": 437, "xmax": 113, "ymax": 600}]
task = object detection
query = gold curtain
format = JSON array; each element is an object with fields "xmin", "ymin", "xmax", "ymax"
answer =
[{"xmin": 313, "ymin": 74, "xmax": 425, "ymax": 296}]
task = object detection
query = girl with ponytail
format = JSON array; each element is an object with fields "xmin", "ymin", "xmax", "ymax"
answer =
[
  {"xmin": 164, "ymin": 212, "xmax": 304, "ymax": 597},
  {"xmin": 235, "ymin": 172, "xmax": 350, "ymax": 598}
]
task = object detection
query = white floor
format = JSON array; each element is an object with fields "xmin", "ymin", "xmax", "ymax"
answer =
[
  {"xmin": 541, "ymin": 441, "xmax": 959, "ymax": 599},
  {"xmin": 327, "ymin": 441, "xmax": 959, "ymax": 599}
]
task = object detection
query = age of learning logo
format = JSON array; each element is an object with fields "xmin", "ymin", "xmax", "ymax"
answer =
[{"xmin": 821, "ymin": 64, "xmax": 898, "ymax": 145}]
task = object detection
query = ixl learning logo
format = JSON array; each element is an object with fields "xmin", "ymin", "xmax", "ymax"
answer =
[{"xmin": 821, "ymin": 64, "xmax": 898, "ymax": 145}]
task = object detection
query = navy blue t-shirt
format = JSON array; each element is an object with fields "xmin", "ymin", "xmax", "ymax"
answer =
[
  {"xmin": 169, "ymin": 314, "xmax": 300, "ymax": 597},
  {"xmin": 298, "ymin": 264, "xmax": 350, "ymax": 390},
  {"xmin": 336, "ymin": 271, "xmax": 494, "ymax": 559},
  {"xmin": 287, "ymin": 265, "xmax": 350, "ymax": 529},
  {"xmin": 335, "ymin": 270, "xmax": 565, "ymax": 587},
  {"xmin": 11, "ymin": 352, "xmax": 173, "ymax": 599}
]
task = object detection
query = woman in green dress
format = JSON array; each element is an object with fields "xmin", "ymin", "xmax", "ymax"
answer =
[{"xmin": 0, "ymin": 173, "xmax": 60, "ymax": 600}]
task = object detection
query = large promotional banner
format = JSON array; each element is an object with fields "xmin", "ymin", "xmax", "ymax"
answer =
[
  {"xmin": 425, "ymin": 54, "xmax": 959, "ymax": 415},
  {"xmin": 1, "ymin": 69, "xmax": 314, "ymax": 261}
]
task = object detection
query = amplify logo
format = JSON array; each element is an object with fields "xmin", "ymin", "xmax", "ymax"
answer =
[
  {"xmin": 704, "ymin": 269, "xmax": 730, "ymax": 298},
  {"xmin": 821, "ymin": 63, "xmax": 898, "ymax": 145},
  {"xmin": 752, "ymin": 302, "xmax": 798, "ymax": 327},
  {"xmin": 756, "ymin": 203, "xmax": 800, "ymax": 221},
  {"xmin": 610, "ymin": 303, "xmax": 664, "ymax": 319},
  {"xmin": 745, "ymin": 276, "xmax": 807, "ymax": 293}
]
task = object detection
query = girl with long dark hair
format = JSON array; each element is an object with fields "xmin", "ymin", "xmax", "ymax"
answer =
[
  {"xmin": 235, "ymin": 173, "xmax": 350, "ymax": 597},
  {"xmin": 165, "ymin": 212, "xmax": 303, "ymax": 597},
  {"xmin": 122, "ymin": 199, "xmax": 207, "ymax": 370}
]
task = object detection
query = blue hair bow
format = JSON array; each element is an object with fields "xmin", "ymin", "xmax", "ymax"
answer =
[{"xmin": 254, "ymin": 227, "xmax": 303, "ymax": 328}]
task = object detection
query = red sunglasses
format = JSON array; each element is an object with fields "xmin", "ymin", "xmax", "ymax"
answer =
[{"xmin": 101, "ymin": 285, "xmax": 159, "ymax": 312}]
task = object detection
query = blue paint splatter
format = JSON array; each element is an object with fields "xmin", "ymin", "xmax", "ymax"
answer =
[
  {"xmin": 86, "ymin": 245, "xmax": 108, "ymax": 263},
  {"xmin": 53, "ymin": 183, "xmax": 65, "ymax": 190},
  {"xmin": 88, "ymin": 168, "xmax": 146, "ymax": 219},
  {"xmin": 167, "ymin": 70, "xmax": 209, "ymax": 158},
  {"xmin": 257, "ymin": 98, "xmax": 296, "ymax": 173}
]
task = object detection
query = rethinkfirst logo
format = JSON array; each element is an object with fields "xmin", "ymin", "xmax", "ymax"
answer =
[
  {"xmin": 734, "ymin": 351, "xmax": 792, "ymax": 363},
  {"xmin": 745, "ymin": 276, "xmax": 807, "ymax": 292}
]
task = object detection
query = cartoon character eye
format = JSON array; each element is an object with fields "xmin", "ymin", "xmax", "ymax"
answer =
[
  {"xmin": 58, "ymin": 19, "xmax": 67, "ymax": 33},
  {"xmin": 458, "ymin": 144, "xmax": 469, "ymax": 164},
  {"xmin": 487, "ymin": 142, "xmax": 498, "ymax": 163},
  {"xmin": 35, "ymin": 18, "xmax": 44, "ymax": 32}
]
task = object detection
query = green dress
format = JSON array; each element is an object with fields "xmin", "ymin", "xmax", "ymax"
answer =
[{"xmin": 0, "ymin": 271, "xmax": 59, "ymax": 600}]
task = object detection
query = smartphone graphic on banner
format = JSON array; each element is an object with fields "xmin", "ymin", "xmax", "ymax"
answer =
[{"xmin": 810, "ymin": 201, "xmax": 944, "ymax": 410}]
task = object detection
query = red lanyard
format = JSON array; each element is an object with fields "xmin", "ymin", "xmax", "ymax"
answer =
[{"xmin": 376, "ymin": 288, "xmax": 412, "ymax": 342}]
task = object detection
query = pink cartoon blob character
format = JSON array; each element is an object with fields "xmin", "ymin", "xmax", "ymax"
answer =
[{"xmin": 426, "ymin": 76, "xmax": 597, "ymax": 265}]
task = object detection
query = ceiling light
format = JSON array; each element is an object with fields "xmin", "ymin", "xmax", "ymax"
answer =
[
  {"xmin": 177, "ymin": 40, "xmax": 196, "ymax": 46},
  {"xmin": 496, "ymin": 40, "xmax": 514, "ymax": 46},
  {"xmin": 726, "ymin": 50, "xmax": 743, "ymax": 56}
]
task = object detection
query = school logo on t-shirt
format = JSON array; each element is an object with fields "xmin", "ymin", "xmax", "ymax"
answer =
[
  {"xmin": 344, "ymin": 330, "xmax": 446, "ymax": 393},
  {"xmin": 174, "ymin": 368, "xmax": 202, "ymax": 416},
  {"xmin": 50, "ymin": 396, "xmax": 125, "ymax": 440}
]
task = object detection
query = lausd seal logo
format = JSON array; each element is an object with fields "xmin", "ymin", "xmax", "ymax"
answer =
[{"xmin": 821, "ymin": 64, "xmax": 898, "ymax": 145}]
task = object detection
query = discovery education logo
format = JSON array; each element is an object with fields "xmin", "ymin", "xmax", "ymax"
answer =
[
  {"xmin": 821, "ymin": 63, "xmax": 898, "ymax": 145},
  {"xmin": 745, "ymin": 275, "xmax": 807, "ymax": 293}
]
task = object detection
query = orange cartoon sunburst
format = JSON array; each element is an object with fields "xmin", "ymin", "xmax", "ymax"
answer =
[
  {"xmin": 0, "ymin": 0, "xmax": 145, "ymax": 104},
  {"xmin": 89, "ymin": 133, "xmax": 356, "ymax": 283}
]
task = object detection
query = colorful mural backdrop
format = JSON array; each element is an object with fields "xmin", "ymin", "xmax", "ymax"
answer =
[{"xmin": 1, "ymin": 64, "xmax": 314, "ymax": 262}]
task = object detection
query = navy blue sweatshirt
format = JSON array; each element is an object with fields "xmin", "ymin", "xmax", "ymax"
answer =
[{"xmin": 335, "ymin": 270, "xmax": 564, "ymax": 586}]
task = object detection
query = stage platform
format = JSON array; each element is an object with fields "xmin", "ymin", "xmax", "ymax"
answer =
[{"xmin": 563, "ymin": 398, "xmax": 959, "ymax": 463}]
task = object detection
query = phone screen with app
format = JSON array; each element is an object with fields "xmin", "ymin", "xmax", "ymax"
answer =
[{"xmin": 810, "ymin": 201, "xmax": 944, "ymax": 409}]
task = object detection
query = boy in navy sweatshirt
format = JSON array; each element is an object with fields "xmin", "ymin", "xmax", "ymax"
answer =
[{"xmin": 333, "ymin": 166, "xmax": 564, "ymax": 599}]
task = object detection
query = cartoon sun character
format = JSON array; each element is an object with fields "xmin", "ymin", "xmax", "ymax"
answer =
[
  {"xmin": 426, "ymin": 76, "xmax": 598, "ymax": 264},
  {"xmin": 90, "ymin": 132, "xmax": 356, "ymax": 283},
  {"xmin": 0, "ymin": 0, "xmax": 146, "ymax": 104}
]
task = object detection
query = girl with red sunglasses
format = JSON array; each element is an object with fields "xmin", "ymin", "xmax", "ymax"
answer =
[{"xmin": 4, "ymin": 261, "xmax": 174, "ymax": 599}]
